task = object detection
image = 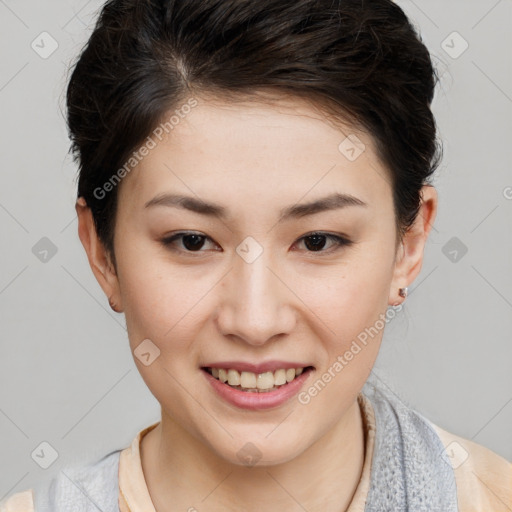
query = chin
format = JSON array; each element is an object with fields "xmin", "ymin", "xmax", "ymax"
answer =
[{"xmin": 207, "ymin": 428, "xmax": 311, "ymax": 468}]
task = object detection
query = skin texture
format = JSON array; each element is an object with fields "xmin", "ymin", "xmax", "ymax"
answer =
[{"xmin": 76, "ymin": 94, "xmax": 437, "ymax": 511}]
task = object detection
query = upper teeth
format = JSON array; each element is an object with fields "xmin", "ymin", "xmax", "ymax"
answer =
[{"xmin": 210, "ymin": 367, "xmax": 304, "ymax": 390}]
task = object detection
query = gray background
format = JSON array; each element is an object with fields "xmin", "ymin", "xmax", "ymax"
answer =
[{"xmin": 0, "ymin": 0, "xmax": 511, "ymax": 499}]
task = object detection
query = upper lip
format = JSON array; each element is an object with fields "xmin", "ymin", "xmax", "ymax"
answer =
[{"xmin": 202, "ymin": 361, "xmax": 312, "ymax": 374}]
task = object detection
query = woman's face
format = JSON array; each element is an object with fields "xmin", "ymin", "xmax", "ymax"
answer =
[{"xmin": 79, "ymin": 94, "xmax": 433, "ymax": 466}]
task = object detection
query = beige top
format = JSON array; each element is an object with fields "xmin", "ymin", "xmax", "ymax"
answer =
[{"xmin": 2, "ymin": 393, "xmax": 510, "ymax": 512}]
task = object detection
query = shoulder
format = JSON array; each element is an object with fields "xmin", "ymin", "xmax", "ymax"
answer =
[
  {"xmin": 362, "ymin": 380, "xmax": 511, "ymax": 511},
  {"xmin": 430, "ymin": 421, "xmax": 512, "ymax": 512},
  {"xmin": 0, "ymin": 489, "xmax": 34, "ymax": 512},
  {"xmin": 0, "ymin": 448, "xmax": 122, "ymax": 512}
]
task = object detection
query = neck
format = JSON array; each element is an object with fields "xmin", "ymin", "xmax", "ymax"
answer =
[{"xmin": 141, "ymin": 398, "xmax": 365, "ymax": 512}]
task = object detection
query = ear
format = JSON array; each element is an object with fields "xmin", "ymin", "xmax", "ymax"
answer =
[
  {"xmin": 75, "ymin": 197, "xmax": 123, "ymax": 312},
  {"xmin": 388, "ymin": 185, "xmax": 438, "ymax": 306}
]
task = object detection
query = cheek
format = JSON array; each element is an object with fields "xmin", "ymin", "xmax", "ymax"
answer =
[
  {"xmin": 294, "ymin": 259, "xmax": 394, "ymax": 422},
  {"xmin": 294, "ymin": 250, "xmax": 396, "ymax": 395},
  {"xmin": 117, "ymin": 257, "xmax": 211, "ymax": 411},
  {"xmin": 300, "ymin": 249, "xmax": 394, "ymax": 338},
  {"xmin": 116, "ymin": 247, "xmax": 218, "ymax": 355}
]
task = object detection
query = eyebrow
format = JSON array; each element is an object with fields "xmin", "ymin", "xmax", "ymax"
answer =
[{"xmin": 144, "ymin": 192, "xmax": 368, "ymax": 222}]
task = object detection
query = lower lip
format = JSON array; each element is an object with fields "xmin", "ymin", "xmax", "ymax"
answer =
[{"xmin": 202, "ymin": 368, "xmax": 313, "ymax": 411}]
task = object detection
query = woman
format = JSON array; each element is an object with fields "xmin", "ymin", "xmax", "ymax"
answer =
[{"xmin": 2, "ymin": 0, "xmax": 510, "ymax": 510}]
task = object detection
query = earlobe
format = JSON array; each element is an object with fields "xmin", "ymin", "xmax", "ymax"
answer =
[
  {"xmin": 388, "ymin": 185, "xmax": 438, "ymax": 306},
  {"xmin": 75, "ymin": 197, "xmax": 123, "ymax": 312}
]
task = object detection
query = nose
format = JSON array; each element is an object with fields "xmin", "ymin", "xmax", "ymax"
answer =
[{"xmin": 214, "ymin": 249, "xmax": 297, "ymax": 346}]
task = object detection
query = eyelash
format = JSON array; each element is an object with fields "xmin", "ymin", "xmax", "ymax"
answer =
[{"xmin": 160, "ymin": 231, "xmax": 353, "ymax": 256}]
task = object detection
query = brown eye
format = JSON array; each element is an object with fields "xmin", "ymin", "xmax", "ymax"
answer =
[
  {"xmin": 161, "ymin": 231, "xmax": 352, "ymax": 256},
  {"xmin": 161, "ymin": 232, "xmax": 218, "ymax": 253},
  {"xmin": 295, "ymin": 232, "xmax": 352, "ymax": 254},
  {"xmin": 179, "ymin": 234, "xmax": 207, "ymax": 251}
]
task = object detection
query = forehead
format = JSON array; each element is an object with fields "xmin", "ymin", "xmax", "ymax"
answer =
[{"xmin": 118, "ymin": 93, "xmax": 392, "ymax": 211}]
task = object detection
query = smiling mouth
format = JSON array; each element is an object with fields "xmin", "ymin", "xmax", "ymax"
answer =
[{"xmin": 202, "ymin": 366, "xmax": 314, "ymax": 392}]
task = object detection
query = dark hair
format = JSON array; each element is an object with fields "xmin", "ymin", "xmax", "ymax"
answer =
[{"xmin": 66, "ymin": 0, "xmax": 442, "ymax": 269}]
